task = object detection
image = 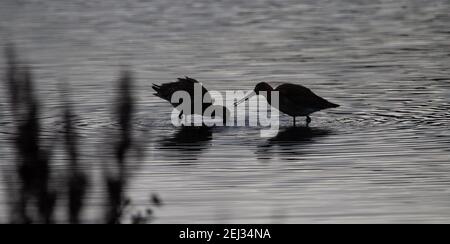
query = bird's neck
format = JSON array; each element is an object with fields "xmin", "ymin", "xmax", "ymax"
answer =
[{"xmin": 261, "ymin": 91, "xmax": 272, "ymax": 105}]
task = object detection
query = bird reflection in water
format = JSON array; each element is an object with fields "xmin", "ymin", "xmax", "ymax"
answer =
[
  {"xmin": 158, "ymin": 126, "xmax": 213, "ymax": 162},
  {"xmin": 256, "ymin": 126, "xmax": 332, "ymax": 161}
]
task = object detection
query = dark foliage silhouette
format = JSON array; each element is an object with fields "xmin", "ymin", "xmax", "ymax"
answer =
[
  {"xmin": 61, "ymin": 84, "xmax": 88, "ymax": 224},
  {"xmin": 1, "ymin": 46, "xmax": 159, "ymax": 224},
  {"xmin": 3, "ymin": 45, "xmax": 56, "ymax": 224}
]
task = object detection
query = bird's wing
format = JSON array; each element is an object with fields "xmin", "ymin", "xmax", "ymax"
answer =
[
  {"xmin": 152, "ymin": 77, "xmax": 212, "ymax": 104},
  {"xmin": 276, "ymin": 83, "xmax": 330, "ymax": 109}
]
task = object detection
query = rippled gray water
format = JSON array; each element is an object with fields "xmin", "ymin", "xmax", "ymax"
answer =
[{"xmin": 0, "ymin": 0, "xmax": 449, "ymax": 223}]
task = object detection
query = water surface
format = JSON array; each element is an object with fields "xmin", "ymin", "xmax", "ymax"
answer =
[{"xmin": 0, "ymin": 0, "xmax": 449, "ymax": 223}]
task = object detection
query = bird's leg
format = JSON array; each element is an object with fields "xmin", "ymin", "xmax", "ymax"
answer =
[
  {"xmin": 306, "ymin": 116, "xmax": 312, "ymax": 127},
  {"xmin": 179, "ymin": 111, "xmax": 185, "ymax": 127},
  {"xmin": 293, "ymin": 117, "xmax": 296, "ymax": 127}
]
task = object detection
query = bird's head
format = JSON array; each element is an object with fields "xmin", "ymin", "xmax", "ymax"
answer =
[
  {"xmin": 254, "ymin": 82, "xmax": 273, "ymax": 95},
  {"xmin": 234, "ymin": 82, "xmax": 273, "ymax": 106}
]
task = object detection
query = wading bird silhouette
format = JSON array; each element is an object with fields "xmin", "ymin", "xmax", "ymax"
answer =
[
  {"xmin": 235, "ymin": 82, "xmax": 339, "ymax": 126},
  {"xmin": 153, "ymin": 77, "xmax": 229, "ymax": 125}
]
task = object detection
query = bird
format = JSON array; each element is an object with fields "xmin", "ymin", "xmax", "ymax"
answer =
[
  {"xmin": 235, "ymin": 82, "xmax": 339, "ymax": 126},
  {"xmin": 152, "ymin": 77, "xmax": 229, "ymax": 125}
]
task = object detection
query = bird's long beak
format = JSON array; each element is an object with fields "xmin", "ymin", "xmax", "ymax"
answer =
[{"xmin": 234, "ymin": 91, "xmax": 256, "ymax": 106}]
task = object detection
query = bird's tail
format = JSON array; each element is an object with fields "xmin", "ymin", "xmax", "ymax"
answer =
[
  {"xmin": 152, "ymin": 84, "xmax": 161, "ymax": 92},
  {"xmin": 316, "ymin": 95, "xmax": 340, "ymax": 109},
  {"xmin": 326, "ymin": 101, "xmax": 340, "ymax": 108},
  {"xmin": 152, "ymin": 84, "xmax": 162, "ymax": 97}
]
